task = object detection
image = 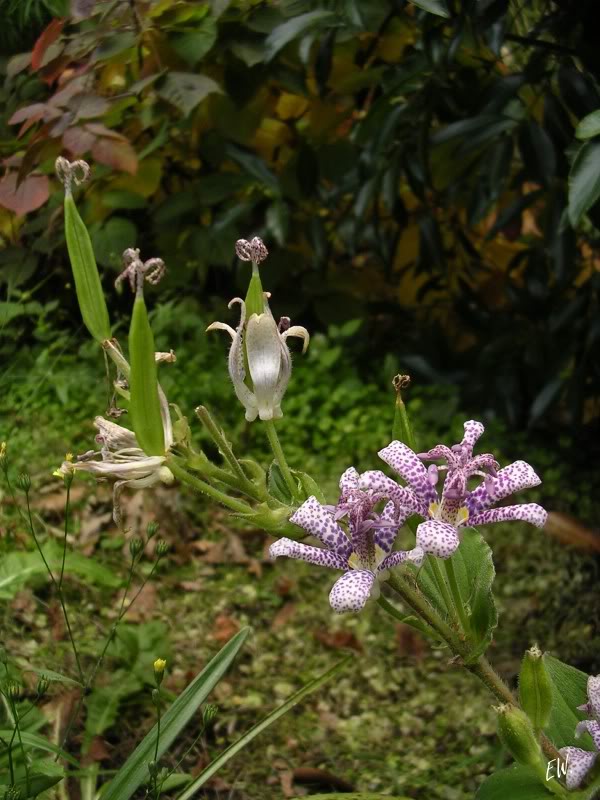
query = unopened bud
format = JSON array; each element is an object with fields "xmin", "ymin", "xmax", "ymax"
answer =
[
  {"xmin": 153, "ymin": 658, "xmax": 166, "ymax": 685},
  {"xmin": 0, "ymin": 441, "xmax": 7, "ymax": 472},
  {"xmin": 6, "ymin": 681, "xmax": 22, "ymax": 700},
  {"xmin": 156, "ymin": 540, "xmax": 169, "ymax": 557},
  {"xmin": 202, "ymin": 704, "xmax": 218, "ymax": 728},
  {"xmin": 129, "ymin": 537, "xmax": 144, "ymax": 558},
  {"xmin": 496, "ymin": 704, "xmax": 543, "ymax": 767},
  {"xmin": 15, "ymin": 473, "xmax": 31, "ymax": 493},
  {"xmin": 37, "ymin": 675, "xmax": 50, "ymax": 697},
  {"xmin": 151, "ymin": 688, "xmax": 161, "ymax": 706},
  {"xmin": 519, "ymin": 644, "xmax": 553, "ymax": 732},
  {"xmin": 147, "ymin": 759, "xmax": 159, "ymax": 777},
  {"xmin": 147, "ymin": 521, "xmax": 159, "ymax": 540}
]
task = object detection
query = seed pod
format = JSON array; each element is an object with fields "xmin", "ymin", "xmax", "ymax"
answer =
[
  {"xmin": 129, "ymin": 292, "xmax": 165, "ymax": 456},
  {"xmin": 59, "ymin": 160, "xmax": 111, "ymax": 343},
  {"xmin": 519, "ymin": 644, "xmax": 553, "ymax": 732},
  {"xmin": 496, "ymin": 704, "xmax": 543, "ymax": 767},
  {"xmin": 392, "ymin": 374, "xmax": 417, "ymax": 450}
]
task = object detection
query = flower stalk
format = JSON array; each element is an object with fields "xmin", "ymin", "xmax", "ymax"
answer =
[{"xmin": 263, "ymin": 419, "xmax": 299, "ymax": 501}]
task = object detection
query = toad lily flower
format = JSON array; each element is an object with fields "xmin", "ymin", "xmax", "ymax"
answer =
[
  {"xmin": 360, "ymin": 420, "xmax": 547, "ymax": 559},
  {"xmin": 269, "ymin": 467, "xmax": 424, "ymax": 613},
  {"xmin": 207, "ymin": 238, "xmax": 309, "ymax": 421},
  {"xmin": 558, "ymin": 675, "xmax": 600, "ymax": 789},
  {"xmin": 56, "ymin": 415, "xmax": 174, "ymax": 527}
]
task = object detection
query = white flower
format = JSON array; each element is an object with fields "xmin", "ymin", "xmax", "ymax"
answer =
[{"xmin": 207, "ymin": 295, "xmax": 309, "ymax": 422}]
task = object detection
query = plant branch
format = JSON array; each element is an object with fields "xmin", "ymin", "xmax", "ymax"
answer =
[{"xmin": 263, "ymin": 419, "xmax": 298, "ymax": 500}]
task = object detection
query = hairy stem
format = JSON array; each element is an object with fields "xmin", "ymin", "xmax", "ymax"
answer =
[
  {"xmin": 195, "ymin": 406, "xmax": 256, "ymax": 491},
  {"xmin": 444, "ymin": 559, "xmax": 470, "ymax": 632},
  {"xmin": 263, "ymin": 419, "xmax": 298, "ymax": 500},
  {"xmin": 166, "ymin": 458, "xmax": 253, "ymax": 514}
]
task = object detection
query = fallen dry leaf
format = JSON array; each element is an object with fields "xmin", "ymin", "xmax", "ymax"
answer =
[
  {"xmin": 314, "ymin": 628, "xmax": 363, "ymax": 653},
  {"xmin": 83, "ymin": 735, "xmax": 111, "ymax": 764},
  {"xmin": 292, "ymin": 766, "xmax": 354, "ymax": 792},
  {"xmin": 211, "ymin": 613, "xmax": 240, "ymax": 643},
  {"xmin": 272, "ymin": 602, "xmax": 297, "ymax": 630}
]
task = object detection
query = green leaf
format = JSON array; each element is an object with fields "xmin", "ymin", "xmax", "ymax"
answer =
[
  {"xmin": 0, "ymin": 773, "xmax": 64, "ymax": 797},
  {"xmin": 176, "ymin": 656, "xmax": 351, "ymax": 800},
  {"xmin": 268, "ymin": 461, "xmax": 294, "ymax": 504},
  {"xmin": 476, "ymin": 764, "xmax": 555, "ymax": 799},
  {"xmin": 101, "ymin": 627, "xmax": 250, "ymax": 800},
  {"xmin": 157, "ymin": 72, "xmax": 221, "ymax": 116},
  {"xmin": 544, "ymin": 655, "xmax": 594, "ymax": 749},
  {"xmin": 83, "ymin": 675, "xmax": 140, "ymax": 751},
  {"xmin": 294, "ymin": 470, "xmax": 326, "ymax": 504},
  {"xmin": 0, "ymin": 730, "xmax": 79, "ymax": 766},
  {"xmin": 23, "ymin": 667, "xmax": 83, "ymax": 688},
  {"xmin": 64, "ymin": 192, "xmax": 111, "ymax": 342},
  {"xmin": 264, "ymin": 11, "xmax": 336, "ymax": 61},
  {"xmin": 92, "ymin": 216, "xmax": 137, "ymax": 268},
  {"xmin": 575, "ymin": 110, "xmax": 600, "ymax": 140},
  {"xmin": 129, "ymin": 293, "xmax": 165, "ymax": 456},
  {"xmin": 568, "ymin": 140, "xmax": 600, "ymax": 226},
  {"xmin": 172, "ymin": 19, "xmax": 218, "ymax": 65},
  {"xmin": 409, "ymin": 0, "xmax": 450, "ymax": 17}
]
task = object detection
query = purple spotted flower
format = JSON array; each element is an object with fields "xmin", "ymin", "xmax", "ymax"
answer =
[
  {"xmin": 559, "ymin": 675, "xmax": 600, "ymax": 789},
  {"xmin": 269, "ymin": 467, "xmax": 424, "ymax": 613},
  {"xmin": 360, "ymin": 420, "xmax": 547, "ymax": 560}
]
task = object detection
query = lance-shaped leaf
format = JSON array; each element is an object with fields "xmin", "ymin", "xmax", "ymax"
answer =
[
  {"xmin": 64, "ymin": 190, "xmax": 111, "ymax": 342},
  {"xmin": 129, "ymin": 292, "xmax": 165, "ymax": 456}
]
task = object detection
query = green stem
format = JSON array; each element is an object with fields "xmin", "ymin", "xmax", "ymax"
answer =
[
  {"xmin": 24, "ymin": 491, "xmax": 85, "ymax": 684},
  {"xmin": 263, "ymin": 419, "xmax": 298, "ymax": 500},
  {"xmin": 58, "ymin": 479, "xmax": 72, "ymax": 591},
  {"xmin": 377, "ymin": 594, "xmax": 438, "ymax": 639},
  {"xmin": 444, "ymin": 559, "xmax": 470, "ymax": 632},
  {"xmin": 9, "ymin": 695, "xmax": 31, "ymax": 794},
  {"xmin": 428, "ymin": 556, "xmax": 458, "ymax": 626},
  {"xmin": 195, "ymin": 406, "xmax": 253, "ymax": 489},
  {"xmin": 166, "ymin": 458, "xmax": 253, "ymax": 514}
]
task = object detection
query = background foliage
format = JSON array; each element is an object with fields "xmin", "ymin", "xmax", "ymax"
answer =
[{"xmin": 1, "ymin": 0, "xmax": 600, "ymax": 432}]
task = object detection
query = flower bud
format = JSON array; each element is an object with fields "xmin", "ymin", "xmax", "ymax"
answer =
[
  {"xmin": 519, "ymin": 644, "xmax": 553, "ymax": 732},
  {"xmin": 129, "ymin": 537, "xmax": 144, "ymax": 558},
  {"xmin": 496, "ymin": 704, "xmax": 543, "ymax": 767},
  {"xmin": 0, "ymin": 441, "xmax": 7, "ymax": 472},
  {"xmin": 147, "ymin": 521, "xmax": 159, "ymax": 540},
  {"xmin": 6, "ymin": 681, "xmax": 22, "ymax": 700},
  {"xmin": 156, "ymin": 540, "xmax": 169, "ymax": 558},
  {"xmin": 153, "ymin": 658, "xmax": 166, "ymax": 685},
  {"xmin": 15, "ymin": 473, "xmax": 31, "ymax": 493},
  {"xmin": 202, "ymin": 703, "xmax": 218, "ymax": 728},
  {"xmin": 37, "ymin": 675, "xmax": 50, "ymax": 697},
  {"xmin": 151, "ymin": 688, "xmax": 161, "ymax": 706},
  {"xmin": 5, "ymin": 786, "xmax": 22, "ymax": 800},
  {"xmin": 147, "ymin": 759, "xmax": 159, "ymax": 778}
]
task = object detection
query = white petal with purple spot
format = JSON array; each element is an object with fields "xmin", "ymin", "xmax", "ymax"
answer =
[
  {"xmin": 559, "ymin": 746, "xmax": 598, "ymax": 790},
  {"xmin": 466, "ymin": 460, "xmax": 541, "ymax": 514},
  {"xmin": 290, "ymin": 496, "xmax": 352, "ymax": 558},
  {"xmin": 467, "ymin": 503, "xmax": 547, "ymax": 528},
  {"xmin": 416, "ymin": 520, "xmax": 460, "ymax": 559},
  {"xmin": 269, "ymin": 538, "xmax": 348, "ymax": 570},
  {"xmin": 378, "ymin": 441, "xmax": 438, "ymax": 505},
  {"xmin": 329, "ymin": 569, "xmax": 375, "ymax": 613}
]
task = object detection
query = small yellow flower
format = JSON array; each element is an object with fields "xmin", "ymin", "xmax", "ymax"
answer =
[
  {"xmin": 66, "ymin": 452, "xmax": 74, "ymax": 462},
  {"xmin": 0, "ymin": 442, "xmax": 6, "ymax": 458},
  {"xmin": 52, "ymin": 469, "xmax": 63, "ymax": 479},
  {"xmin": 153, "ymin": 658, "xmax": 166, "ymax": 673}
]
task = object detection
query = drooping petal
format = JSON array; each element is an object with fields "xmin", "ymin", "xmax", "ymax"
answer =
[
  {"xmin": 419, "ymin": 444, "xmax": 456, "ymax": 464},
  {"xmin": 205, "ymin": 321, "xmax": 237, "ymax": 338},
  {"xmin": 467, "ymin": 503, "xmax": 547, "ymax": 528},
  {"xmin": 339, "ymin": 466, "xmax": 360, "ymax": 493},
  {"xmin": 329, "ymin": 569, "xmax": 375, "ymax": 612},
  {"xmin": 68, "ymin": 455, "xmax": 166, "ymax": 480},
  {"xmin": 246, "ymin": 312, "xmax": 282, "ymax": 421},
  {"xmin": 416, "ymin": 520, "xmax": 460, "ymax": 559},
  {"xmin": 378, "ymin": 441, "xmax": 438, "ymax": 505},
  {"xmin": 359, "ymin": 470, "xmax": 427, "ymax": 517},
  {"xmin": 290, "ymin": 496, "xmax": 352, "ymax": 558},
  {"xmin": 94, "ymin": 417, "xmax": 138, "ymax": 451},
  {"xmin": 460, "ymin": 420, "xmax": 485, "ymax": 455},
  {"xmin": 113, "ymin": 472, "xmax": 162, "ymax": 527},
  {"xmin": 576, "ymin": 720, "xmax": 600, "ymax": 750},
  {"xmin": 229, "ymin": 328, "xmax": 259, "ymax": 422},
  {"xmin": 269, "ymin": 538, "xmax": 348, "ymax": 570},
  {"xmin": 379, "ymin": 545, "xmax": 425, "ymax": 571},
  {"xmin": 466, "ymin": 460, "xmax": 541, "ymax": 514},
  {"xmin": 158, "ymin": 384, "xmax": 173, "ymax": 449},
  {"xmin": 558, "ymin": 747, "xmax": 598, "ymax": 790},
  {"xmin": 467, "ymin": 453, "xmax": 500, "ymax": 475}
]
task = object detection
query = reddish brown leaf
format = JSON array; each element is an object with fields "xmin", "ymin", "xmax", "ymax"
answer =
[
  {"xmin": 211, "ymin": 614, "xmax": 240, "ymax": 643},
  {"xmin": 271, "ymin": 602, "xmax": 297, "ymax": 630},
  {"xmin": 83, "ymin": 736, "xmax": 111, "ymax": 764},
  {"xmin": 545, "ymin": 511, "xmax": 600, "ymax": 553},
  {"xmin": 91, "ymin": 137, "xmax": 138, "ymax": 174},
  {"xmin": 0, "ymin": 173, "xmax": 49, "ymax": 215},
  {"xmin": 9, "ymin": 103, "xmax": 49, "ymax": 126},
  {"xmin": 63, "ymin": 126, "xmax": 97, "ymax": 156},
  {"xmin": 314, "ymin": 628, "xmax": 363, "ymax": 653},
  {"xmin": 32, "ymin": 18, "xmax": 65, "ymax": 71},
  {"xmin": 85, "ymin": 122, "xmax": 128, "ymax": 141},
  {"xmin": 292, "ymin": 767, "xmax": 354, "ymax": 792}
]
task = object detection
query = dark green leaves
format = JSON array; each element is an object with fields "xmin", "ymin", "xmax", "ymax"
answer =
[
  {"xmin": 543, "ymin": 655, "xmax": 594, "ymax": 749},
  {"xmin": 63, "ymin": 192, "xmax": 111, "ymax": 343},
  {"xmin": 575, "ymin": 110, "xmax": 600, "ymax": 140},
  {"xmin": 568, "ymin": 140, "xmax": 600, "ymax": 226},
  {"xmin": 129, "ymin": 294, "xmax": 165, "ymax": 456},
  {"xmin": 475, "ymin": 765, "xmax": 555, "ymax": 799},
  {"xmin": 157, "ymin": 72, "xmax": 221, "ymax": 116},
  {"xmin": 409, "ymin": 0, "xmax": 450, "ymax": 18},
  {"xmin": 101, "ymin": 628, "xmax": 250, "ymax": 800},
  {"xmin": 264, "ymin": 11, "xmax": 336, "ymax": 61}
]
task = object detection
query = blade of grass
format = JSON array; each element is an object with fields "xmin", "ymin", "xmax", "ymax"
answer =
[
  {"xmin": 100, "ymin": 627, "xmax": 250, "ymax": 800},
  {"xmin": 176, "ymin": 656, "xmax": 352, "ymax": 800}
]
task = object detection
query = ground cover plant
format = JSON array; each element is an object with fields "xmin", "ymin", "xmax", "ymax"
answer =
[{"xmin": 1, "ymin": 1, "xmax": 600, "ymax": 799}]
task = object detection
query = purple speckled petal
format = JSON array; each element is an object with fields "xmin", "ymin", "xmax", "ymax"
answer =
[
  {"xmin": 339, "ymin": 466, "xmax": 360, "ymax": 493},
  {"xmin": 290, "ymin": 496, "xmax": 352, "ymax": 558},
  {"xmin": 269, "ymin": 538, "xmax": 348, "ymax": 570},
  {"xmin": 373, "ymin": 500, "xmax": 399, "ymax": 553},
  {"xmin": 467, "ymin": 503, "xmax": 547, "ymax": 528},
  {"xmin": 419, "ymin": 444, "xmax": 455, "ymax": 463},
  {"xmin": 460, "ymin": 420, "xmax": 485, "ymax": 454},
  {"xmin": 466, "ymin": 460, "xmax": 541, "ymax": 514},
  {"xmin": 379, "ymin": 545, "xmax": 425, "ymax": 571},
  {"xmin": 416, "ymin": 520, "xmax": 460, "ymax": 559},
  {"xmin": 468, "ymin": 453, "xmax": 500, "ymax": 474},
  {"xmin": 378, "ymin": 441, "xmax": 438, "ymax": 505},
  {"xmin": 329, "ymin": 569, "xmax": 375, "ymax": 613},
  {"xmin": 359, "ymin": 470, "xmax": 428, "ymax": 517},
  {"xmin": 588, "ymin": 676, "xmax": 600, "ymax": 720},
  {"xmin": 576, "ymin": 720, "xmax": 600, "ymax": 750},
  {"xmin": 558, "ymin": 747, "xmax": 598, "ymax": 790}
]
